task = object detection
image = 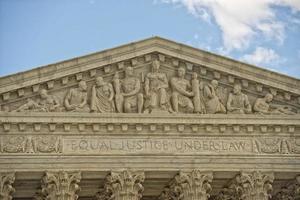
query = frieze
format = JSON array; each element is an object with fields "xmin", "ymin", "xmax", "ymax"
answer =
[
  {"xmin": 0, "ymin": 136, "xmax": 299, "ymax": 155},
  {"xmin": 1, "ymin": 57, "xmax": 299, "ymax": 115}
]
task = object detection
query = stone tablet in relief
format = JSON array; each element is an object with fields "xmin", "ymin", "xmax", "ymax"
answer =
[
  {"xmin": 254, "ymin": 93, "xmax": 296, "ymax": 115},
  {"xmin": 64, "ymin": 80, "xmax": 90, "ymax": 112},
  {"xmin": 227, "ymin": 83, "xmax": 252, "ymax": 114},
  {"xmin": 170, "ymin": 67, "xmax": 194, "ymax": 113},
  {"xmin": 203, "ymin": 80, "xmax": 226, "ymax": 114},
  {"xmin": 191, "ymin": 72, "xmax": 206, "ymax": 114},
  {"xmin": 13, "ymin": 89, "xmax": 60, "ymax": 112},
  {"xmin": 144, "ymin": 60, "xmax": 171, "ymax": 113},
  {"xmin": 113, "ymin": 67, "xmax": 144, "ymax": 113},
  {"xmin": 91, "ymin": 76, "xmax": 115, "ymax": 113}
]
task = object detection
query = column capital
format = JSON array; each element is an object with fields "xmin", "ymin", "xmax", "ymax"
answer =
[
  {"xmin": 235, "ymin": 171, "xmax": 274, "ymax": 200},
  {"xmin": 160, "ymin": 170, "xmax": 213, "ymax": 200},
  {"xmin": 0, "ymin": 172, "xmax": 15, "ymax": 200},
  {"xmin": 41, "ymin": 171, "xmax": 81, "ymax": 200},
  {"xmin": 96, "ymin": 170, "xmax": 145, "ymax": 200}
]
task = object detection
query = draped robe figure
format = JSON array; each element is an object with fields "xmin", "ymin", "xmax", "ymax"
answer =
[
  {"xmin": 14, "ymin": 89, "xmax": 60, "ymax": 112},
  {"xmin": 144, "ymin": 60, "xmax": 170, "ymax": 113},
  {"xmin": 170, "ymin": 67, "xmax": 194, "ymax": 113},
  {"xmin": 203, "ymin": 80, "xmax": 226, "ymax": 114},
  {"xmin": 227, "ymin": 83, "xmax": 251, "ymax": 114},
  {"xmin": 91, "ymin": 77, "xmax": 115, "ymax": 113},
  {"xmin": 113, "ymin": 67, "xmax": 143, "ymax": 113}
]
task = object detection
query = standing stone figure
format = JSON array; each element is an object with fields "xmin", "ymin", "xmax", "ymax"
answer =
[
  {"xmin": 227, "ymin": 83, "xmax": 252, "ymax": 114},
  {"xmin": 254, "ymin": 93, "xmax": 296, "ymax": 115},
  {"xmin": 203, "ymin": 80, "xmax": 226, "ymax": 114},
  {"xmin": 90, "ymin": 76, "xmax": 115, "ymax": 113},
  {"xmin": 144, "ymin": 60, "xmax": 170, "ymax": 113},
  {"xmin": 191, "ymin": 72, "xmax": 206, "ymax": 114},
  {"xmin": 113, "ymin": 67, "xmax": 143, "ymax": 113},
  {"xmin": 170, "ymin": 67, "xmax": 194, "ymax": 113},
  {"xmin": 64, "ymin": 80, "xmax": 90, "ymax": 112},
  {"xmin": 14, "ymin": 89, "xmax": 60, "ymax": 112}
]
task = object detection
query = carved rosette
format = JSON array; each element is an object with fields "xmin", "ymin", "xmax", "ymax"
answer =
[
  {"xmin": 0, "ymin": 172, "xmax": 15, "ymax": 200},
  {"xmin": 41, "ymin": 171, "xmax": 81, "ymax": 200},
  {"xmin": 172, "ymin": 170, "xmax": 213, "ymax": 200},
  {"xmin": 234, "ymin": 171, "xmax": 274, "ymax": 200},
  {"xmin": 102, "ymin": 170, "xmax": 145, "ymax": 200},
  {"xmin": 272, "ymin": 176, "xmax": 300, "ymax": 200}
]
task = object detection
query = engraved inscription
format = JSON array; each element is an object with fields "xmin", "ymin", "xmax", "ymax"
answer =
[{"xmin": 63, "ymin": 137, "xmax": 253, "ymax": 155}]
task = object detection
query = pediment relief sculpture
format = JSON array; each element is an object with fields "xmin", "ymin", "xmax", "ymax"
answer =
[{"xmin": 1, "ymin": 58, "xmax": 299, "ymax": 115}]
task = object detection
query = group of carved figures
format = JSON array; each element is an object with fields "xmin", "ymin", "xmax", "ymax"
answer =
[
  {"xmin": 12, "ymin": 60, "xmax": 296, "ymax": 115},
  {"xmin": 0, "ymin": 170, "xmax": 299, "ymax": 200}
]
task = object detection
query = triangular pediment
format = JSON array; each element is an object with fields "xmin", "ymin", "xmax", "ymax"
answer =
[{"xmin": 0, "ymin": 36, "xmax": 299, "ymax": 114}]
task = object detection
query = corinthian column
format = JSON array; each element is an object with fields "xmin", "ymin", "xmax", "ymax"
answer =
[
  {"xmin": 96, "ymin": 170, "xmax": 145, "ymax": 200},
  {"xmin": 0, "ymin": 172, "xmax": 15, "ymax": 200},
  {"xmin": 41, "ymin": 171, "xmax": 81, "ymax": 200},
  {"xmin": 234, "ymin": 171, "xmax": 274, "ymax": 200},
  {"xmin": 160, "ymin": 170, "xmax": 213, "ymax": 200}
]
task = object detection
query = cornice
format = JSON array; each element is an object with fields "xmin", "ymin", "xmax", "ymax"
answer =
[{"xmin": 0, "ymin": 113, "xmax": 299, "ymax": 134}]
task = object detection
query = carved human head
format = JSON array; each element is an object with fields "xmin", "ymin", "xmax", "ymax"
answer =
[
  {"xmin": 95, "ymin": 77, "xmax": 105, "ymax": 86},
  {"xmin": 192, "ymin": 72, "xmax": 198, "ymax": 79},
  {"xmin": 178, "ymin": 67, "xmax": 186, "ymax": 78},
  {"xmin": 39, "ymin": 89, "xmax": 48, "ymax": 99},
  {"xmin": 211, "ymin": 80, "xmax": 218, "ymax": 88},
  {"xmin": 265, "ymin": 93, "xmax": 273, "ymax": 103},
  {"xmin": 78, "ymin": 81, "xmax": 87, "ymax": 91},
  {"xmin": 233, "ymin": 83, "xmax": 242, "ymax": 94},
  {"xmin": 125, "ymin": 66, "xmax": 134, "ymax": 77},
  {"xmin": 152, "ymin": 60, "xmax": 160, "ymax": 72}
]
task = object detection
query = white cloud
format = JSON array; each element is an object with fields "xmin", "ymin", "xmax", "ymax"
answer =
[
  {"xmin": 242, "ymin": 47, "xmax": 280, "ymax": 65},
  {"xmin": 159, "ymin": 0, "xmax": 300, "ymax": 51}
]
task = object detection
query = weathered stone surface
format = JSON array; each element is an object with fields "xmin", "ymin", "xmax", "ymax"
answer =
[{"xmin": 0, "ymin": 37, "xmax": 299, "ymax": 199}]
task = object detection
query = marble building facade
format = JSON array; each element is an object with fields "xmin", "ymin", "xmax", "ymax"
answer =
[{"xmin": 0, "ymin": 37, "xmax": 299, "ymax": 200}]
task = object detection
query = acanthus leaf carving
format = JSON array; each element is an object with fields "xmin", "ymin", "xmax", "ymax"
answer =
[
  {"xmin": 168, "ymin": 170, "xmax": 213, "ymax": 200},
  {"xmin": 41, "ymin": 171, "xmax": 81, "ymax": 200},
  {"xmin": 0, "ymin": 172, "xmax": 15, "ymax": 200},
  {"xmin": 98, "ymin": 170, "xmax": 145, "ymax": 200},
  {"xmin": 233, "ymin": 171, "xmax": 274, "ymax": 200}
]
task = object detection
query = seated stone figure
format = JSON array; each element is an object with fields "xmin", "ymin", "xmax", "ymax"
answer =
[
  {"xmin": 90, "ymin": 76, "xmax": 115, "ymax": 113},
  {"xmin": 144, "ymin": 60, "xmax": 170, "ymax": 113},
  {"xmin": 170, "ymin": 67, "xmax": 194, "ymax": 113},
  {"xmin": 113, "ymin": 67, "xmax": 143, "ymax": 113},
  {"xmin": 227, "ymin": 83, "xmax": 252, "ymax": 114},
  {"xmin": 14, "ymin": 89, "xmax": 60, "ymax": 112},
  {"xmin": 203, "ymin": 80, "xmax": 226, "ymax": 114},
  {"xmin": 254, "ymin": 93, "xmax": 296, "ymax": 115},
  {"xmin": 64, "ymin": 80, "xmax": 90, "ymax": 112}
]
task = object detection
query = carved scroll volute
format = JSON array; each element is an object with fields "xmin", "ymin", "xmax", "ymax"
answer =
[
  {"xmin": 0, "ymin": 172, "xmax": 15, "ymax": 200},
  {"xmin": 106, "ymin": 170, "xmax": 145, "ymax": 200},
  {"xmin": 174, "ymin": 170, "xmax": 213, "ymax": 200},
  {"xmin": 42, "ymin": 171, "xmax": 81, "ymax": 200},
  {"xmin": 236, "ymin": 171, "xmax": 274, "ymax": 200}
]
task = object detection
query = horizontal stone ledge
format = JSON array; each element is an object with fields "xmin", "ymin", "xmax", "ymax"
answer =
[{"xmin": 0, "ymin": 112, "xmax": 299, "ymax": 124}]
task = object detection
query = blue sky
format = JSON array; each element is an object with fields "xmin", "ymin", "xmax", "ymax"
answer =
[{"xmin": 0, "ymin": 0, "xmax": 299, "ymax": 78}]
